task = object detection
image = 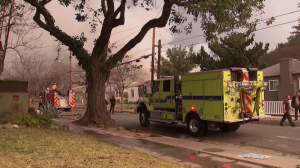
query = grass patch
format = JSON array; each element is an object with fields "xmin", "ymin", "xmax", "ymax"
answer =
[{"xmin": 0, "ymin": 129, "xmax": 184, "ymax": 168}]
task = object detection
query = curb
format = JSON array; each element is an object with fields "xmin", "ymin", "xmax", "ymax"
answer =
[{"xmin": 142, "ymin": 138, "xmax": 278, "ymax": 168}]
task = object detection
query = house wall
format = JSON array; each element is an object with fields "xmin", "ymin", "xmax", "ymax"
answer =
[
  {"xmin": 74, "ymin": 92, "xmax": 86, "ymax": 104},
  {"xmin": 292, "ymin": 74, "xmax": 300, "ymax": 94},
  {"xmin": 0, "ymin": 92, "xmax": 29, "ymax": 114},
  {"xmin": 264, "ymin": 76, "xmax": 280, "ymax": 101},
  {"xmin": 127, "ymin": 87, "xmax": 139, "ymax": 103},
  {"xmin": 278, "ymin": 58, "xmax": 296, "ymax": 100}
]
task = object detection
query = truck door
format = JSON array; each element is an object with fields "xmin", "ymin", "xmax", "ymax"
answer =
[
  {"xmin": 160, "ymin": 79, "xmax": 174, "ymax": 109},
  {"xmin": 149, "ymin": 80, "xmax": 161, "ymax": 109}
]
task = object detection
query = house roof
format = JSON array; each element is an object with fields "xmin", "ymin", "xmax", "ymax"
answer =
[
  {"xmin": 262, "ymin": 63, "xmax": 280, "ymax": 77},
  {"xmin": 292, "ymin": 59, "xmax": 300, "ymax": 74},
  {"xmin": 262, "ymin": 59, "xmax": 300, "ymax": 77},
  {"xmin": 127, "ymin": 82, "xmax": 142, "ymax": 88}
]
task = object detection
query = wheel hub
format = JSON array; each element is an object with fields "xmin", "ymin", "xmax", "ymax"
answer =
[
  {"xmin": 189, "ymin": 119, "xmax": 199, "ymax": 133},
  {"xmin": 140, "ymin": 113, "xmax": 145, "ymax": 124}
]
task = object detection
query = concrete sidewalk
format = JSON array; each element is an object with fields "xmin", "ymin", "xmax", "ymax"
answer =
[{"xmin": 53, "ymin": 118, "xmax": 300, "ymax": 168}]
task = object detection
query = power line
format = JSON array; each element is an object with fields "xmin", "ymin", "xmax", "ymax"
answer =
[
  {"xmin": 113, "ymin": 29, "xmax": 140, "ymax": 43},
  {"xmin": 117, "ymin": 53, "xmax": 153, "ymax": 65},
  {"xmin": 260, "ymin": 10, "xmax": 300, "ymax": 22},
  {"xmin": 112, "ymin": 25, "xmax": 143, "ymax": 35},
  {"xmin": 256, "ymin": 20, "xmax": 298, "ymax": 31},
  {"xmin": 162, "ymin": 28, "xmax": 188, "ymax": 45}
]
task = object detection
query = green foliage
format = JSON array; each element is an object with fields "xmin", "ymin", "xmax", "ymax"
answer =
[
  {"xmin": 12, "ymin": 113, "xmax": 52, "ymax": 129},
  {"xmin": 52, "ymin": 108, "xmax": 62, "ymax": 119},
  {"xmin": 0, "ymin": 103, "xmax": 25, "ymax": 124},
  {"xmin": 193, "ymin": 30, "xmax": 269, "ymax": 70},
  {"xmin": 40, "ymin": 102, "xmax": 54, "ymax": 114},
  {"xmin": 39, "ymin": 102, "xmax": 62, "ymax": 119},
  {"xmin": 161, "ymin": 46, "xmax": 196, "ymax": 76}
]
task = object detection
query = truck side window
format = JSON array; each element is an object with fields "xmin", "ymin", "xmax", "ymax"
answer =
[
  {"xmin": 163, "ymin": 80, "xmax": 171, "ymax": 92},
  {"xmin": 152, "ymin": 81, "xmax": 160, "ymax": 93}
]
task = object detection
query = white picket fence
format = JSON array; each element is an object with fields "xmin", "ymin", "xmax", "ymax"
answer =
[{"xmin": 265, "ymin": 101, "xmax": 295, "ymax": 115}]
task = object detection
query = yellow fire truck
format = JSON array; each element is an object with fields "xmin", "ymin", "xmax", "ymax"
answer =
[{"xmin": 137, "ymin": 68, "xmax": 268, "ymax": 137}]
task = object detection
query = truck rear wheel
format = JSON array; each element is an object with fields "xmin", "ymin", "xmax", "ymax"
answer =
[
  {"xmin": 219, "ymin": 123, "xmax": 238, "ymax": 132},
  {"xmin": 187, "ymin": 114, "xmax": 207, "ymax": 137},
  {"xmin": 233, "ymin": 123, "xmax": 240, "ymax": 132},
  {"xmin": 139, "ymin": 108, "xmax": 150, "ymax": 127}
]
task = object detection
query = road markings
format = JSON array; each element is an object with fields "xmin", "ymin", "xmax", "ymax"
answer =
[{"xmin": 276, "ymin": 136, "xmax": 300, "ymax": 141}]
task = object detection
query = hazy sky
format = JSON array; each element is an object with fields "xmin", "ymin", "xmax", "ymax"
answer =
[{"xmin": 5, "ymin": 0, "xmax": 300, "ymax": 76}]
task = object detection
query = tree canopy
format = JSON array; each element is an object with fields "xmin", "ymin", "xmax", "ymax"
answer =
[
  {"xmin": 161, "ymin": 46, "xmax": 196, "ymax": 76},
  {"xmin": 193, "ymin": 30, "xmax": 269, "ymax": 71},
  {"xmin": 21, "ymin": 0, "xmax": 268, "ymax": 126},
  {"xmin": 263, "ymin": 2, "xmax": 300, "ymax": 66}
]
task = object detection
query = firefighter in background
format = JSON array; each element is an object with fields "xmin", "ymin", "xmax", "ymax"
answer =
[
  {"xmin": 52, "ymin": 83, "xmax": 57, "ymax": 90},
  {"xmin": 29, "ymin": 96, "xmax": 32, "ymax": 106},
  {"xmin": 39, "ymin": 96, "xmax": 43, "ymax": 108}
]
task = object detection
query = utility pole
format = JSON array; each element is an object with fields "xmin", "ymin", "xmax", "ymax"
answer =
[
  {"xmin": 157, "ymin": 39, "xmax": 161, "ymax": 79},
  {"xmin": 151, "ymin": 28, "xmax": 155, "ymax": 86},
  {"xmin": 69, "ymin": 51, "xmax": 72, "ymax": 89}
]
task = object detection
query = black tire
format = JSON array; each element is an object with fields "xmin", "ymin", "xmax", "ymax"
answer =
[
  {"xmin": 139, "ymin": 108, "xmax": 150, "ymax": 127},
  {"xmin": 187, "ymin": 114, "xmax": 207, "ymax": 137},
  {"xmin": 219, "ymin": 123, "xmax": 237, "ymax": 132},
  {"xmin": 233, "ymin": 123, "xmax": 240, "ymax": 132}
]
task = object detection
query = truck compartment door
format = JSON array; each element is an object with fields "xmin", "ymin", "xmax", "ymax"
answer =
[{"xmin": 204, "ymin": 80, "xmax": 213, "ymax": 120}]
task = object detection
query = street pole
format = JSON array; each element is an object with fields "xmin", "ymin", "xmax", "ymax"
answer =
[
  {"xmin": 157, "ymin": 39, "xmax": 161, "ymax": 79},
  {"xmin": 151, "ymin": 28, "xmax": 155, "ymax": 86},
  {"xmin": 69, "ymin": 51, "xmax": 72, "ymax": 89}
]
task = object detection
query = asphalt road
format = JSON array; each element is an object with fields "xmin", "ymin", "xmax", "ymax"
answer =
[{"xmin": 110, "ymin": 113, "xmax": 300, "ymax": 157}]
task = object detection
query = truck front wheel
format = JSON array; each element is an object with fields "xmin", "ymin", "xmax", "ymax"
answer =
[
  {"xmin": 139, "ymin": 108, "xmax": 150, "ymax": 127},
  {"xmin": 187, "ymin": 114, "xmax": 207, "ymax": 137}
]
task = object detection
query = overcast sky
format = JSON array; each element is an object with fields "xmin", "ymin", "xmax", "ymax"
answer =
[{"xmin": 5, "ymin": 0, "xmax": 300, "ymax": 77}]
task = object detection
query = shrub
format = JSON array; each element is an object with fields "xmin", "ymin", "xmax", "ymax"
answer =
[
  {"xmin": 12, "ymin": 113, "xmax": 52, "ymax": 129},
  {"xmin": 0, "ymin": 103, "xmax": 25, "ymax": 124},
  {"xmin": 28, "ymin": 107, "xmax": 36, "ymax": 115}
]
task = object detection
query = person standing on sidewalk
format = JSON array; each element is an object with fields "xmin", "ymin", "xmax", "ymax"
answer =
[
  {"xmin": 110, "ymin": 95, "xmax": 116, "ymax": 114},
  {"xmin": 291, "ymin": 91, "xmax": 300, "ymax": 121},
  {"xmin": 280, "ymin": 95, "xmax": 296, "ymax": 127}
]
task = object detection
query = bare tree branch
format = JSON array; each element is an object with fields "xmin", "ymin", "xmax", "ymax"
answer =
[
  {"xmin": 107, "ymin": 0, "xmax": 173, "ymax": 68},
  {"xmin": 112, "ymin": 0, "xmax": 126, "ymax": 28}
]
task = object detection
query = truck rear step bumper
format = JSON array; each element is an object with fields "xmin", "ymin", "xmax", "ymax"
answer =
[{"xmin": 224, "ymin": 115, "xmax": 271, "ymax": 123}]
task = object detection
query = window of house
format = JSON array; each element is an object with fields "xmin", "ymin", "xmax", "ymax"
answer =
[
  {"xmin": 152, "ymin": 81, "xmax": 160, "ymax": 93},
  {"xmin": 269, "ymin": 80, "xmax": 279, "ymax": 91},
  {"xmin": 131, "ymin": 89, "xmax": 134, "ymax": 98},
  {"xmin": 163, "ymin": 80, "xmax": 171, "ymax": 92}
]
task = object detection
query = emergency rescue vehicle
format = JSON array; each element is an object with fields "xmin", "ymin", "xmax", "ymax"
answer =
[
  {"xmin": 137, "ymin": 67, "xmax": 268, "ymax": 137},
  {"xmin": 39, "ymin": 89, "xmax": 75, "ymax": 111}
]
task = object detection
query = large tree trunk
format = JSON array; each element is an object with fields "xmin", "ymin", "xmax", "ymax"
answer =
[{"xmin": 75, "ymin": 59, "xmax": 117, "ymax": 128}]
